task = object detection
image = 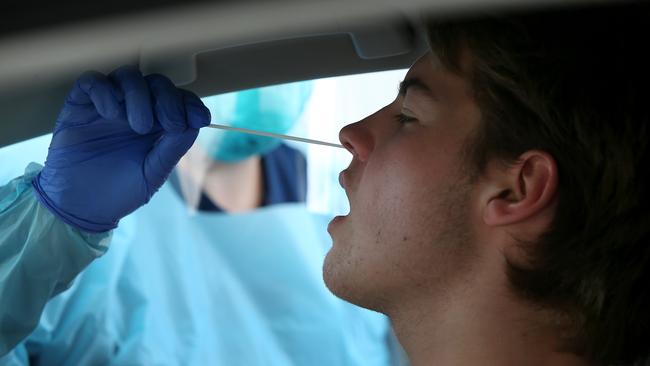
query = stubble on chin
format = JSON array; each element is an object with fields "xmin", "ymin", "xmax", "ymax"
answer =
[{"xmin": 323, "ymin": 162, "xmax": 477, "ymax": 314}]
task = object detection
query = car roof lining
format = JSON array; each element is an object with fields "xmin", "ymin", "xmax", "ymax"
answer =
[
  {"xmin": 0, "ymin": 16, "xmax": 427, "ymax": 147},
  {"xmin": 0, "ymin": 0, "xmax": 610, "ymax": 147}
]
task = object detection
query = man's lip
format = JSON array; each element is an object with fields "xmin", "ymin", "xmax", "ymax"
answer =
[
  {"xmin": 327, "ymin": 215, "xmax": 346, "ymax": 233},
  {"xmin": 338, "ymin": 169, "xmax": 353, "ymax": 209},
  {"xmin": 338, "ymin": 170, "xmax": 347, "ymax": 190}
]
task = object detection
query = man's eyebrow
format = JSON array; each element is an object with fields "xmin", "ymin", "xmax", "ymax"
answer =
[{"xmin": 398, "ymin": 78, "xmax": 432, "ymax": 97}]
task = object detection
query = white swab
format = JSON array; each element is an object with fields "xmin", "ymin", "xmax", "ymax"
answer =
[{"xmin": 207, "ymin": 123, "xmax": 345, "ymax": 149}]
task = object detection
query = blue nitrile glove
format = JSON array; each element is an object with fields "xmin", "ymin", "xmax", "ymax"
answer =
[{"xmin": 32, "ymin": 66, "xmax": 211, "ymax": 232}]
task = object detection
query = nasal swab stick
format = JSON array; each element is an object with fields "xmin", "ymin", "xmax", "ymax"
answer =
[{"xmin": 207, "ymin": 123, "xmax": 345, "ymax": 149}]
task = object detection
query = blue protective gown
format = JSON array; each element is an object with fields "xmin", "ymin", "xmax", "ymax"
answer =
[{"xmin": 0, "ymin": 138, "xmax": 394, "ymax": 365}]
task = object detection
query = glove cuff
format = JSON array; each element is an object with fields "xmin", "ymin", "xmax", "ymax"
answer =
[{"xmin": 31, "ymin": 172, "xmax": 117, "ymax": 233}]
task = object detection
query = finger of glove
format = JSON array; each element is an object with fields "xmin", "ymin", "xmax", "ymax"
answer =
[
  {"xmin": 110, "ymin": 66, "xmax": 154, "ymax": 135},
  {"xmin": 144, "ymin": 128, "xmax": 200, "ymax": 189},
  {"xmin": 68, "ymin": 71, "xmax": 123, "ymax": 120},
  {"xmin": 180, "ymin": 89, "xmax": 211, "ymax": 129},
  {"xmin": 145, "ymin": 74, "xmax": 187, "ymax": 134}
]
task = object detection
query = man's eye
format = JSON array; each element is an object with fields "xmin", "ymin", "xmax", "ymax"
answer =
[{"xmin": 395, "ymin": 113, "xmax": 417, "ymax": 124}]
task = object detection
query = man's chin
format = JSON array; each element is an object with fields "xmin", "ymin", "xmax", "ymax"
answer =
[
  {"xmin": 322, "ymin": 250, "xmax": 356, "ymax": 303},
  {"xmin": 322, "ymin": 251, "xmax": 384, "ymax": 313}
]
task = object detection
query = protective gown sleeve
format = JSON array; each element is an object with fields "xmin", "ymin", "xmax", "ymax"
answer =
[{"xmin": 0, "ymin": 163, "xmax": 111, "ymax": 356}]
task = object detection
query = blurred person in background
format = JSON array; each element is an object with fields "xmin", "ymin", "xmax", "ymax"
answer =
[{"xmin": 0, "ymin": 77, "xmax": 395, "ymax": 365}]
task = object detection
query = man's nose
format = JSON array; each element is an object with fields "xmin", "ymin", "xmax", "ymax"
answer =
[{"xmin": 338, "ymin": 118, "xmax": 374, "ymax": 162}]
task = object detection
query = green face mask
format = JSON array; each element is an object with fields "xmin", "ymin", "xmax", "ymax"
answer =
[{"xmin": 197, "ymin": 81, "xmax": 313, "ymax": 162}]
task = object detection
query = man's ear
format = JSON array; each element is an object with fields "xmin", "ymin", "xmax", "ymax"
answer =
[{"xmin": 482, "ymin": 151, "xmax": 558, "ymax": 226}]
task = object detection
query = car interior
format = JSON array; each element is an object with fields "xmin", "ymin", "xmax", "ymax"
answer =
[{"xmin": 2, "ymin": 1, "xmax": 641, "ymax": 364}]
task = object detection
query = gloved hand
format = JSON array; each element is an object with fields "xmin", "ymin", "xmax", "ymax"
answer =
[{"xmin": 32, "ymin": 66, "xmax": 211, "ymax": 232}]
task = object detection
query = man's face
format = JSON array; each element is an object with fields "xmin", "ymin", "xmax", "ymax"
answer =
[{"xmin": 324, "ymin": 52, "xmax": 483, "ymax": 313}]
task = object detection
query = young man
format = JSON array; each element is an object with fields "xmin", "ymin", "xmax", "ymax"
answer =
[
  {"xmin": 0, "ymin": 2, "xmax": 647, "ymax": 365},
  {"xmin": 325, "ymin": 3, "xmax": 649, "ymax": 365}
]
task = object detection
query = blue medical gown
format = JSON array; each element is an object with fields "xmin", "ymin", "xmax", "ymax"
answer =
[{"xmin": 0, "ymin": 146, "xmax": 392, "ymax": 366}]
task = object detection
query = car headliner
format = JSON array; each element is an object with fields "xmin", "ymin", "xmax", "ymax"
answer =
[{"xmin": 0, "ymin": 0, "xmax": 609, "ymax": 147}]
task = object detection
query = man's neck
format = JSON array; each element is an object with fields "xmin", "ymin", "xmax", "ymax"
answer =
[{"xmin": 388, "ymin": 269, "xmax": 592, "ymax": 366}]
